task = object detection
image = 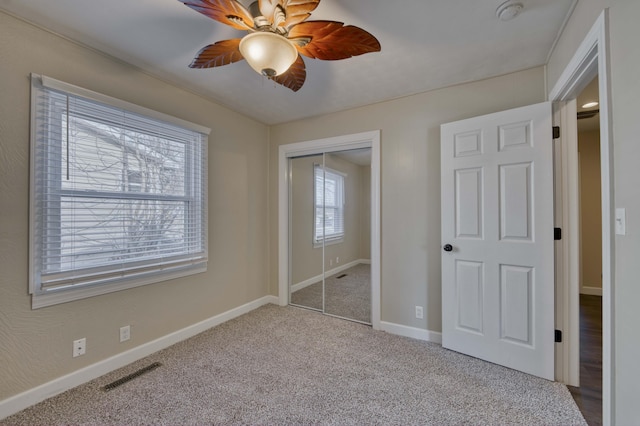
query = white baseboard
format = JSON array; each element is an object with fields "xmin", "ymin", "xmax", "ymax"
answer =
[
  {"xmin": 581, "ymin": 286, "xmax": 603, "ymax": 296},
  {"xmin": 290, "ymin": 272, "xmax": 323, "ymax": 293},
  {"xmin": 291, "ymin": 259, "xmax": 370, "ymax": 293},
  {"xmin": 0, "ymin": 295, "xmax": 279, "ymax": 421},
  {"xmin": 380, "ymin": 321, "xmax": 442, "ymax": 345}
]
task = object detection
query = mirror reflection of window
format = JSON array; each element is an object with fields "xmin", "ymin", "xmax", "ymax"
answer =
[{"xmin": 314, "ymin": 165, "xmax": 345, "ymax": 245}]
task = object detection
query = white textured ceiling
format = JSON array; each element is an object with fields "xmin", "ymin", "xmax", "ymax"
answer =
[{"xmin": 1, "ymin": 0, "xmax": 576, "ymax": 125}]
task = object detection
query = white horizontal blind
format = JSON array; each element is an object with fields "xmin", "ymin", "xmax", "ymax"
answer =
[
  {"xmin": 314, "ymin": 165, "xmax": 345, "ymax": 244},
  {"xmin": 30, "ymin": 75, "xmax": 208, "ymax": 296}
]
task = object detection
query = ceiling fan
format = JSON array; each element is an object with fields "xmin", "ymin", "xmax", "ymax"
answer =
[{"xmin": 179, "ymin": 0, "xmax": 381, "ymax": 92}]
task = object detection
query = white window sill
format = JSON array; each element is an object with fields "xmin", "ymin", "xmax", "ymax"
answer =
[
  {"xmin": 31, "ymin": 264, "xmax": 206, "ymax": 309},
  {"xmin": 313, "ymin": 237, "xmax": 344, "ymax": 249}
]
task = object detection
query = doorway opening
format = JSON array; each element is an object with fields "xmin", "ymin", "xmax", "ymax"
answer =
[
  {"xmin": 549, "ymin": 10, "xmax": 613, "ymax": 425},
  {"xmin": 566, "ymin": 75, "xmax": 603, "ymax": 425}
]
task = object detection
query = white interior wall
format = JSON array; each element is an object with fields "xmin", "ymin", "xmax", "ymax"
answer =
[
  {"xmin": 547, "ymin": 0, "xmax": 640, "ymax": 421},
  {"xmin": 608, "ymin": 0, "xmax": 640, "ymax": 422}
]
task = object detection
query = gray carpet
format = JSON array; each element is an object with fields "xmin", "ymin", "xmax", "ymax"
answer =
[
  {"xmin": 291, "ymin": 263, "xmax": 371, "ymax": 323},
  {"xmin": 2, "ymin": 304, "xmax": 586, "ymax": 425}
]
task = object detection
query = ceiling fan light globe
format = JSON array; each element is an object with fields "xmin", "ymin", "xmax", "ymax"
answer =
[{"xmin": 239, "ymin": 32, "xmax": 298, "ymax": 77}]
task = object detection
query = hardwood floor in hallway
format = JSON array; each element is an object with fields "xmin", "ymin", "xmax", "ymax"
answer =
[{"xmin": 568, "ymin": 294, "xmax": 602, "ymax": 426}]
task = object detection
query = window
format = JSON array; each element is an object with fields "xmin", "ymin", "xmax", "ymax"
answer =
[
  {"xmin": 29, "ymin": 75, "xmax": 209, "ymax": 308},
  {"xmin": 314, "ymin": 165, "xmax": 345, "ymax": 245}
]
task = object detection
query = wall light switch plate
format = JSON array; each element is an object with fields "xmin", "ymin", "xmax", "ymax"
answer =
[{"xmin": 615, "ymin": 208, "xmax": 626, "ymax": 235}]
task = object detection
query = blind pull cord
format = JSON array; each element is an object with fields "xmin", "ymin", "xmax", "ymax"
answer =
[{"xmin": 66, "ymin": 96, "xmax": 70, "ymax": 181}]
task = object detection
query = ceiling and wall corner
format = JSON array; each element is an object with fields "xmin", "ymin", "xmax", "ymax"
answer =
[
  {"xmin": 546, "ymin": 0, "xmax": 612, "ymax": 88},
  {"xmin": 0, "ymin": 0, "xmax": 576, "ymax": 125}
]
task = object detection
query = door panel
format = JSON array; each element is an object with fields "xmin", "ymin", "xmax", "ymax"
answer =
[
  {"xmin": 499, "ymin": 264, "xmax": 533, "ymax": 345},
  {"xmin": 455, "ymin": 260, "xmax": 484, "ymax": 334},
  {"xmin": 455, "ymin": 168, "xmax": 483, "ymax": 239},
  {"xmin": 441, "ymin": 102, "xmax": 554, "ymax": 380},
  {"xmin": 499, "ymin": 162, "xmax": 532, "ymax": 240}
]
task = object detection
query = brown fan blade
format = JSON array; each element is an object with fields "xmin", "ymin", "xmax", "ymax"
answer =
[
  {"xmin": 288, "ymin": 20, "xmax": 381, "ymax": 60},
  {"xmin": 281, "ymin": 0, "xmax": 320, "ymax": 28},
  {"xmin": 272, "ymin": 55, "xmax": 306, "ymax": 91},
  {"xmin": 258, "ymin": 0, "xmax": 281, "ymax": 23},
  {"xmin": 189, "ymin": 39, "xmax": 245, "ymax": 68},
  {"xmin": 179, "ymin": 0, "xmax": 254, "ymax": 31}
]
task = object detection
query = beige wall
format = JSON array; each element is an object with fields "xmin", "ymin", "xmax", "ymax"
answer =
[
  {"xmin": 290, "ymin": 155, "xmax": 323, "ymax": 284},
  {"xmin": 7, "ymin": 0, "xmax": 640, "ymax": 421},
  {"xmin": 269, "ymin": 67, "xmax": 546, "ymax": 331},
  {"xmin": 290, "ymin": 154, "xmax": 368, "ymax": 285},
  {"xmin": 0, "ymin": 12, "xmax": 270, "ymax": 401},
  {"xmin": 578, "ymin": 130, "xmax": 602, "ymax": 290},
  {"xmin": 608, "ymin": 0, "xmax": 640, "ymax": 422}
]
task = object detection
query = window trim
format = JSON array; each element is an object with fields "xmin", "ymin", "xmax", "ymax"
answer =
[{"xmin": 29, "ymin": 74, "xmax": 210, "ymax": 309}]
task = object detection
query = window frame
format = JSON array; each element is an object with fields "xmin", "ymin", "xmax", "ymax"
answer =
[
  {"xmin": 313, "ymin": 164, "xmax": 345, "ymax": 247},
  {"xmin": 29, "ymin": 74, "xmax": 210, "ymax": 309}
]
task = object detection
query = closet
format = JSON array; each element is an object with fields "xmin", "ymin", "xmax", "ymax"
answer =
[{"xmin": 288, "ymin": 149, "xmax": 372, "ymax": 324}]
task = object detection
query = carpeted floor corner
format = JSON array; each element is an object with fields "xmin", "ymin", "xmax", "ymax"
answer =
[
  {"xmin": 291, "ymin": 263, "xmax": 371, "ymax": 323},
  {"xmin": 1, "ymin": 304, "xmax": 587, "ymax": 425}
]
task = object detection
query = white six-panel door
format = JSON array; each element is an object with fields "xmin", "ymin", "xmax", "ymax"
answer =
[{"xmin": 440, "ymin": 102, "xmax": 555, "ymax": 380}]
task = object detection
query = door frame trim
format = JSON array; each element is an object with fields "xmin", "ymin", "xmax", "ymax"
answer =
[
  {"xmin": 549, "ymin": 9, "xmax": 613, "ymax": 425},
  {"xmin": 277, "ymin": 130, "xmax": 382, "ymax": 329}
]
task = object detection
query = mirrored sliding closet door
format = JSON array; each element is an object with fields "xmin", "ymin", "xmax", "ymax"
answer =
[{"xmin": 288, "ymin": 149, "xmax": 372, "ymax": 325}]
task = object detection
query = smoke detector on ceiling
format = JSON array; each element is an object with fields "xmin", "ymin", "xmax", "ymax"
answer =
[{"xmin": 496, "ymin": 1, "xmax": 524, "ymax": 21}]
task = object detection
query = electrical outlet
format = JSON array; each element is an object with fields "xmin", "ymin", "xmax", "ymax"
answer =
[
  {"xmin": 336, "ymin": 257, "xmax": 339, "ymax": 264},
  {"xmin": 120, "ymin": 325, "xmax": 131, "ymax": 342},
  {"xmin": 415, "ymin": 306, "xmax": 424, "ymax": 319},
  {"xmin": 73, "ymin": 338, "xmax": 86, "ymax": 357}
]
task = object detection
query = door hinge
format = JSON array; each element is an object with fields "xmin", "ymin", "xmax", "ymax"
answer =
[
  {"xmin": 554, "ymin": 227, "xmax": 562, "ymax": 240},
  {"xmin": 553, "ymin": 126, "xmax": 560, "ymax": 139},
  {"xmin": 555, "ymin": 329, "xmax": 563, "ymax": 343}
]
